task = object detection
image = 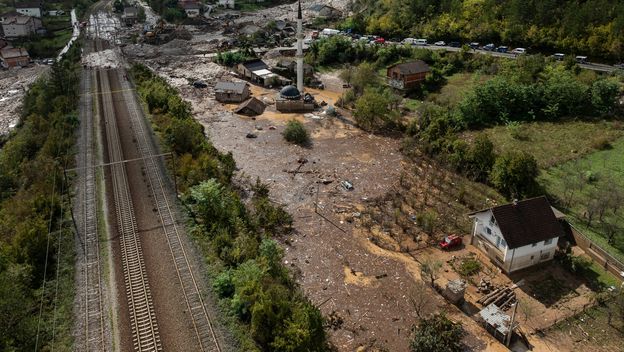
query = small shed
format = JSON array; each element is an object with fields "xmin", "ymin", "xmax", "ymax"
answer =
[
  {"xmin": 479, "ymin": 303, "xmax": 517, "ymax": 343},
  {"xmin": 215, "ymin": 81, "xmax": 250, "ymax": 103},
  {"xmin": 308, "ymin": 4, "xmax": 342, "ymax": 19},
  {"xmin": 387, "ymin": 60, "xmax": 430, "ymax": 90},
  {"xmin": 237, "ymin": 59, "xmax": 269, "ymax": 79},
  {"xmin": 180, "ymin": 1, "xmax": 201, "ymax": 17},
  {"xmin": 234, "ymin": 97, "xmax": 265, "ymax": 116}
]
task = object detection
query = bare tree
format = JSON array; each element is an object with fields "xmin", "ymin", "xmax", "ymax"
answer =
[
  {"xmin": 410, "ymin": 282, "xmax": 434, "ymax": 319},
  {"xmin": 420, "ymin": 259, "xmax": 443, "ymax": 288}
]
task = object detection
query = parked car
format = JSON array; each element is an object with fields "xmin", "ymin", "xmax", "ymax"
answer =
[
  {"xmin": 402, "ymin": 38, "xmax": 416, "ymax": 45},
  {"xmin": 483, "ymin": 43, "xmax": 495, "ymax": 51},
  {"xmin": 303, "ymin": 38, "xmax": 313, "ymax": 45},
  {"xmin": 576, "ymin": 55, "xmax": 588, "ymax": 64},
  {"xmin": 439, "ymin": 235, "xmax": 462, "ymax": 250},
  {"xmin": 434, "ymin": 41, "xmax": 446, "ymax": 46},
  {"xmin": 192, "ymin": 80, "xmax": 208, "ymax": 88},
  {"xmin": 552, "ymin": 53, "xmax": 565, "ymax": 61},
  {"xmin": 414, "ymin": 38, "xmax": 428, "ymax": 46},
  {"xmin": 496, "ymin": 46, "xmax": 508, "ymax": 53},
  {"xmin": 449, "ymin": 41, "xmax": 461, "ymax": 47},
  {"xmin": 511, "ymin": 47, "xmax": 526, "ymax": 55},
  {"xmin": 615, "ymin": 63, "xmax": 624, "ymax": 69},
  {"xmin": 468, "ymin": 42, "xmax": 479, "ymax": 49},
  {"xmin": 341, "ymin": 180, "xmax": 354, "ymax": 191},
  {"xmin": 374, "ymin": 37, "xmax": 386, "ymax": 44}
]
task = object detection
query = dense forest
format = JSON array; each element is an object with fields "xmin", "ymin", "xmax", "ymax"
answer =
[
  {"xmin": 0, "ymin": 44, "xmax": 81, "ymax": 350},
  {"xmin": 346, "ymin": 0, "xmax": 624, "ymax": 61}
]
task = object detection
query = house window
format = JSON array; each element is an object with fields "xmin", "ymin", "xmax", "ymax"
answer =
[
  {"xmin": 489, "ymin": 215, "xmax": 495, "ymax": 225},
  {"xmin": 544, "ymin": 238, "xmax": 553, "ymax": 245},
  {"xmin": 500, "ymin": 239, "xmax": 507, "ymax": 248},
  {"xmin": 486, "ymin": 227, "xmax": 492, "ymax": 235},
  {"xmin": 531, "ymin": 243, "xmax": 537, "ymax": 247}
]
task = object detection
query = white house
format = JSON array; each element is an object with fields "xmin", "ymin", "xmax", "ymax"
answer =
[
  {"xmin": 0, "ymin": 13, "xmax": 43, "ymax": 37},
  {"xmin": 469, "ymin": 196, "xmax": 565, "ymax": 273},
  {"xmin": 15, "ymin": 2, "xmax": 43, "ymax": 18},
  {"xmin": 218, "ymin": 0, "xmax": 235, "ymax": 9}
]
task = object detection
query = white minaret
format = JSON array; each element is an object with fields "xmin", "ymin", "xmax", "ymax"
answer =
[{"xmin": 296, "ymin": 0, "xmax": 304, "ymax": 93}]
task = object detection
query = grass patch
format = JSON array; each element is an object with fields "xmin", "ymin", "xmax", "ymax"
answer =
[
  {"xmin": 527, "ymin": 273, "xmax": 576, "ymax": 306},
  {"xmin": 426, "ymin": 72, "xmax": 492, "ymax": 107},
  {"xmin": 403, "ymin": 98, "xmax": 423, "ymax": 111},
  {"xmin": 539, "ymin": 137, "xmax": 624, "ymax": 260},
  {"xmin": 456, "ymin": 257, "xmax": 481, "ymax": 278},
  {"xmin": 464, "ymin": 120, "xmax": 624, "ymax": 168}
]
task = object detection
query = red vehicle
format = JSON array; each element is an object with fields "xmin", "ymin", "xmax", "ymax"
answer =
[
  {"xmin": 374, "ymin": 37, "xmax": 385, "ymax": 44},
  {"xmin": 439, "ymin": 234, "xmax": 462, "ymax": 250}
]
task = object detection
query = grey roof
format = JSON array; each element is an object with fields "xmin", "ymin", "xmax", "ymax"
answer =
[
  {"xmin": 479, "ymin": 304, "xmax": 513, "ymax": 336},
  {"xmin": 15, "ymin": 1, "xmax": 42, "ymax": 9},
  {"xmin": 124, "ymin": 7, "xmax": 139, "ymax": 16},
  {"xmin": 240, "ymin": 59, "xmax": 268, "ymax": 71},
  {"xmin": 181, "ymin": 2, "xmax": 201, "ymax": 9},
  {"xmin": 215, "ymin": 81, "xmax": 248, "ymax": 94},
  {"xmin": 279, "ymin": 85, "xmax": 300, "ymax": 99},
  {"xmin": 388, "ymin": 60, "xmax": 430, "ymax": 75},
  {"xmin": 234, "ymin": 97, "xmax": 265, "ymax": 115}
]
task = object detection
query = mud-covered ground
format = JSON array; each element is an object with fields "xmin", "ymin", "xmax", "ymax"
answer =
[{"xmin": 0, "ymin": 65, "xmax": 49, "ymax": 135}]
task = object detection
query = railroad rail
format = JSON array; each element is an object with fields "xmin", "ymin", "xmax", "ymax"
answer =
[
  {"xmin": 96, "ymin": 32, "xmax": 162, "ymax": 350},
  {"xmin": 76, "ymin": 58, "xmax": 108, "ymax": 351},
  {"xmin": 115, "ymin": 70, "xmax": 222, "ymax": 352}
]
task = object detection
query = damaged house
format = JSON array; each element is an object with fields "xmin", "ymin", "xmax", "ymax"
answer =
[{"xmin": 214, "ymin": 81, "xmax": 250, "ymax": 103}]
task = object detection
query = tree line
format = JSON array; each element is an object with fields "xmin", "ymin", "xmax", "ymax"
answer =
[
  {"xmin": 347, "ymin": 0, "xmax": 624, "ymax": 61},
  {"xmin": 130, "ymin": 64, "xmax": 328, "ymax": 352},
  {"xmin": 0, "ymin": 43, "xmax": 82, "ymax": 351}
]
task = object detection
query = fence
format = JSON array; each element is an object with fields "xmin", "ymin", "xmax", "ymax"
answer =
[{"xmin": 568, "ymin": 224, "xmax": 624, "ymax": 282}]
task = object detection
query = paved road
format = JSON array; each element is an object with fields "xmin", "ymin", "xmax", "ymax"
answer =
[{"xmin": 414, "ymin": 44, "xmax": 618, "ymax": 73}]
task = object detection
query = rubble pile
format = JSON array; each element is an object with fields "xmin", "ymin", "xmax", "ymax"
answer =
[
  {"xmin": 82, "ymin": 48, "xmax": 124, "ymax": 68},
  {"xmin": 0, "ymin": 65, "xmax": 50, "ymax": 135},
  {"xmin": 478, "ymin": 285, "xmax": 518, "ymax": 311}
]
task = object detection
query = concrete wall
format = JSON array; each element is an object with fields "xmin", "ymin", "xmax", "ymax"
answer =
[
  {"xmin": 17, "ymin": 8, "xmax": 42, "ymax": 18},
  {"xmin": 569, "ymin": 224, "xmax": 624, "ymax": 281},
  {"xmin": 506, "ymin": 239, "xmax": 558, "ymax": 272}
]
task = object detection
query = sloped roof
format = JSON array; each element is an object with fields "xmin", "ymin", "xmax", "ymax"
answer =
[
  {"xmin": 486, "ymin": 196, "xmax": 564, "ymax": 249},
  {"xmin": 234, "ymin": 97, "xmax": 265, "ymax": 115},
  {"xmin": 240, "ymin": 59, "xmax": 268, "ymax": 71},
  {"xmin": 215, "ymin": 81, "xmax": 248, "ymax": 94},
  {"xmin": 0, "ymin": 47, "xmax": 29, "ymax": 59},
  {"xmin": 15, "ymin": 1, "xmax": 42, "ymax": 9},
  {"xmin": 388, "ymin": 60, "xmax": 430, "ymax": 75},
  {"xmin": 180, "ymin": 1, "xmax": 201, "ymax": 9}
]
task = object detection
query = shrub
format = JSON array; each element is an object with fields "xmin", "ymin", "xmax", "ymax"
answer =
[
  {"xmin": 282, "ymin": 120, "xmax": 310, "ymax": 145},
  {"xmin": 410, "ymin": 313, "xmax": 464, "ymax": 352},
  {"xmin": 490, "ymin": 151, "xmax": 539, "ymax": 199},
  {"xmin": 591, "ymin": 137, "xmax": 612, "ymax": 150},
  {"xmin": 213, "ymin": 270, "xmax": 235, "ymax": 298},
  {"xmin": 457, "ymin": 258, "xmax": 481, "ymax": 277}
]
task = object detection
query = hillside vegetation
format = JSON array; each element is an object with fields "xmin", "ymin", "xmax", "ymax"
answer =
[{"xmin": 347, "ymin": 0, "xmax": 624, "ymax": 60}]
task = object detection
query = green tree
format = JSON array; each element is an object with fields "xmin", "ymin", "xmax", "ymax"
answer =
[
  {"xmin": 354, "ymin": 87, "xmax": 398, "ymax": 131},
  {"xmin": 420, "ymin": 259, "xmax": 442, "ymax": 287},
  {"xmin": 410, "ymin": 313, "xmax": 464, "ymax": 352},
  {"xmin": 590, "ymin": 79, "xmax": 620, "ymax": 115},
  {"xmin": 282, "ymin": 120, "xmax": 310, "ymax": 146},
  {"xmin": 490, "ymin": 151, "xmax": 539, "ymax": 199},
  {"xmin": 464, "ymin": 133, "xmax": 495, "ymax": 182}
]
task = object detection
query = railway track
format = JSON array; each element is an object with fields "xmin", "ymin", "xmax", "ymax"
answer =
[
  {"xmin": 114, "ymin": 70, "xmax": 222, "ymax": 352},
  {"xmin": 78, "ymin": 65, "xmax": 107, "ymax": 352},
  {"xmin": 96, "ymin": 34, "xmax": 162, "ymax": 350}
]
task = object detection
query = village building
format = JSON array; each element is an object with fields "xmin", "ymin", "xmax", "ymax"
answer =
[
  {"xmin": 237, "ymin": 59, "xmax": 269, "ymax": 79},
  {"xmin": 234, "ymin": 97, "xmax": 265, "ymax": 116},
  {"xmin": 217, "ymin": 0, "xmax": 235, "ymax": 9},
  {"xmin": 308, "ymin": 4, "xmax": 342, "ymax": 19},
  {"xmin": 0, "ymin": 13, "xmax": 43, "ymax": 38},
  {"xmin": 386, "ymin": 60, "xmax": 430, "ymax": 90},
  {"xmin": 469, "ymin": 196, "xmax": 565, "ymax": 273},
  {"xmin": 122, "ymin": 7, "xmax": 138, "ymax": 26},
  {"xmin": 214, "ymin": 81, "xmax": 250, "ymax": 103},
  {"xmin": 180, "ymin": 1, "xmax": 201, "ymax": 18},
  {"xmin": 15, "ymin": 1, "xmax": 43, "ymax": 18},
  {"xmin": 275, "ymin": 85, "xmax": 315, "ymax": 112},
  {"xmin": 0, "ymin": 46, "xmax": 30, "ymax": 67},
  {"xmin": 0, "ymin": 38, "xmax": 8, "ymax": 49}
]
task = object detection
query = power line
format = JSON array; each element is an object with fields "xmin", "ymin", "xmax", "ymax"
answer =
[{"xmin": 51, "ymin": 171, "xmax": 67, "ymax": 351}]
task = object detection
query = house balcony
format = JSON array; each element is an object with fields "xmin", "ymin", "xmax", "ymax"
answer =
[{"xmin": 473, "ymin": 233, "xmax": 505, "ymax": 266}]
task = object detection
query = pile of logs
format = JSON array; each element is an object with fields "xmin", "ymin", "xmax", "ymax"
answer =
[{"xmin": 477, "ymin": 286, "xmax": 517, "ymax": 310}]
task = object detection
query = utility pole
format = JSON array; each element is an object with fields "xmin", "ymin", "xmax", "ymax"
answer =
[{"xmin": 506, "ymin": 302, "xmax": 518, "ymax": 347}]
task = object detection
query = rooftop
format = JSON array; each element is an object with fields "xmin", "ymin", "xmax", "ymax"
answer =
[
  {"xmin": 388, "ymin": 60, "xmax": 430, "ymax": 75},
  {"xmin": 471, "ymin": 196, "xmax": 565, "ymax": 249},
  {"xmin": 0, "ymin": 47, "xmax": 29, "ymax": 59},
  {"xmin": 214, "ymin": 81, "xmax": 248, "ymax": 94}
]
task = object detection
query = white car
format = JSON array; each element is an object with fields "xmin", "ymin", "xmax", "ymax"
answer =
[
  {"xmin": 511, "ymin": 47, "xmax": 526, "ymax": 55},
  {"xmin": 434, "ymin": 41, "xmax": 445, "ymax": 46}
]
